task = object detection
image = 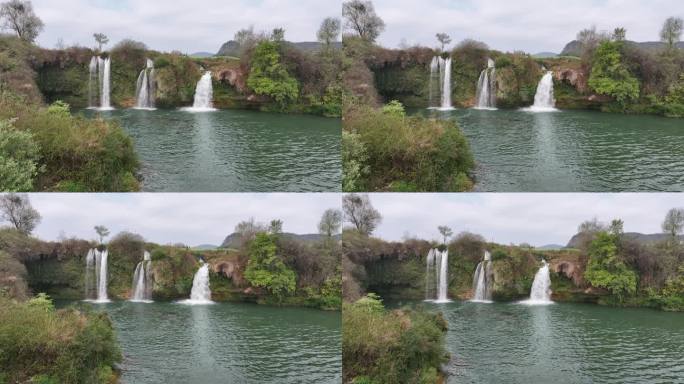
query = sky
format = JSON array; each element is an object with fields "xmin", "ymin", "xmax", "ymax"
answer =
[
  {"xmin": 32, "ymin": 0, "xmax": 341, "ymax": 53},
  {"xmin": 367, "ymin": 193, "xmax": 684, "ymax": 246},
  {"xmin": 16, "ymin": 193, "xmax": 340, "ymax": 246},
  {"xmin": 370, "ymin": 0, "xmax": 683, "ymax": 53}
]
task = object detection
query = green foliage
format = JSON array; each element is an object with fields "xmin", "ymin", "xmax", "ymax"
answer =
[
  {"xmin": 584, "ymin": 232, "xmax": 638, "ymax": 300},
  {"xmin": 342, "ymin": 295, "xmax": 448, "ymax": 383},
  {"xmin": 246, "ymin": 41, "xmax": 299, "ymax": 107},
  {"xmin": 0, "ymin": 118, "xmax": 40, "ymax": 191},
  {"xmin": 662, "ymin": 74, "xmax": 684, "ymax": 117},
  {"xmin": 0, "ymin": 296, "xmax": 121, "ymax": 383},
  {"xmin": 244, "ymin": 233, "xmax": 297, "ymax": 300},
  {"xmin": 381, "ymin": 100, "xmax": 406, "ymax": 117},
  {"xmin": 46, "ymin": 100, "xmax": 70, "ymax": 117},
  {"xmin": 588, "ymin": 41, "xmax": 640, "ymax": 104},
  {"xmin": 342, "ymin": 131, "xmax": 369, "ymax": 192},
  {"xmin": 26, "ymin": 292, "xmax": 54, "ymax": 312}
]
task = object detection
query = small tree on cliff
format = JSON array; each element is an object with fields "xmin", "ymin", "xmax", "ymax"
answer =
[
  {"xmin": 246, "ymin": 40, "xmax": 299, "ymax": 108},
  {"xmin": 438, "ymin": 225, "xmax": 453, "ymax": 245},
  {"xmin": 660, "ymin": 17, "xmax": 683, "ymax": 51},
  {"xmin": 318, "ymin": 17, "xmax": 341, "ymax": 50},
  {"xmin": 0, "ymin": 193, "xmax": 40, "ymax": 235},
  {"xmin": 0, "ymin": 0, "xmax": 43, "ymax": 43},
  {"xmin": 612, "ymin": 27, "xmax": 626, "ymax": 42},
  {"xmin": 343, "ymin": 193, "xmax": 381, "ymax": 236},
  {"xmin": 94, "ymin": 225, "xmax": 110, "ymax": 244},
  {"xmin": 342, "ymin": 0, "xmax": 385, "ymax": 43},
  {"xmin": 319, "ymin": 209, "xmax": 342, "ymax": 237},
  {"xmin": 93, "ymin": 33, "xmax": 109, "ymax": 51},
  {"xmin": 436, "ymin": 33, "xmax": 451, "ymax": 51}
]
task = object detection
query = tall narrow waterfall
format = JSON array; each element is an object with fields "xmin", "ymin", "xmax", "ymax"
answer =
[
  {"xmin": 84, "ymin": 248, "xmax": 109, "ymax": 302},
  {"xmin": 474, "ymin": 59, "xmax": 497, "ymax": 110},
  {"xmin": 525, "ymin": 71, "xmax": 557, "ymax": 112},
  {"xmin": 471, "ymin": 250, "xmax": 493, "ymax": 302},
  {"xmin": 182, "ymin": 72, "xmax": 216, "ymax": 112},
  {"xmin": 130, "ymin": 251, "xmax": 153, "ymax": 302},
  {"xmin": 179, "ymin": 262, "xmax": 213, "ymax": 305},
  {"xmin": 134, "ymin": 59, "xmax": 156, "ymax": 110},
  {"xmin": 428, "ymin": 56, "xmax": 454, "ymax": 110},
  {"xmin": 436, "ymin": 249, "xmax": 449, "ymax": 302},
  {"xmin": 425, "ymin": 248, "xmax": 451, "ymax": 302},
  {"xmin": 89, "ymin": 56, "xmax": 114, "ymax": 110},
  {"xmin": 520, "ymin": 260, "xmax": 553, "ymax": 305}
]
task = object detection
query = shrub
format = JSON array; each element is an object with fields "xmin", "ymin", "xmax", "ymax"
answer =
[
  {"xmin": 584, "ymin": 232, "xmax": 638, "ymax": 301},
  {"xmin": 244, "ymin": 233, "xmax": 297, "ymax": 300},
  {"xmin": 588, "ymin": 41, "xmax": 640, "ymax": 104},
  {"xmin": 0, "ymin": 118, "xmax": 40, "ymax": 191},
  {"xmin": 247, "ymin": 40, "xmax": 300, "ymax": 107}
]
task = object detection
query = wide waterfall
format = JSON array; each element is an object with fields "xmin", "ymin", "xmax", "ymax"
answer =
[
  {"xmin": 182, "ymin": 72, "xmax": 216, "ymax": 112},
  {"xmin": 428, "ymin": 56, "xmax": 454, "ymax": 110},
  {"xmin": 471, "ymin": 250, "xmax": 493, "ymax": 303},
  {"xmin": 425, "ymin": 248, "xmax": 451, "ymax": 302},
  {"xmin": 524, "ymin": 71, "xmax": 557, "ymax": 112},
  {"xmin": 134, "ymin": 59, "xmax": 156, "ymax": 110},
  {"xmin": 84, "ymin": 248, "xmax": 110, "ymax": 302},
  {"xmin": 130, "ymin": 251, "xmax": 153, "ymax": 302},
  {"xmin": 88, "ymin": 56, "xmax": 114, "ymax": 110},
  {"xmin": 474, "ymin": 59, "xmax": 497, "ymax": 110},
  {"xmin": 179, "ymin": 262, "xmax": 213, "ymax": 304},
  {"xmin": 520, "ymin": 260, "xmax": 553, "ymax": 305}
]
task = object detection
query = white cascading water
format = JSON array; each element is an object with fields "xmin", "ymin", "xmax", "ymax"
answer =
[
  {"xmin": 130, "ymin": 251, "xmax": 153, "ymax": 302},
  {"xmin": 179, "ymin": 262, "xmax": 213, "ymax": 304},
  {"xmin": 436, "ymin": 249, "xmax": 450, "ymax": 302},
  {"xmin": 440, "ymin": 57, "xmax": 453, "ymax": 110},
  {"xmin": 88, "ymin": 57, "xmax": 98, "ymax": 108},
  {"xmin": 134, "ymin": 59, "xmax": 156, "ymax": 110},
  {"xmin": 84, "ymin": 248, "xmax": 95, "ymax": 298},
  {"xmin": 84, "ymin": 248, "xmax": 110, "ymax": 302},
  {"xmin": 520, "ymin": 260, "xmax": 553, "ymax": 305},
  {"xmin": 425, "ymin": 248, "xmax": 450, "ymax": 302},
  {"xmin": 182, "ymin": 72, "xmax": 216, "ymax": 112},
  {"xmin": 424, "ymin": 248, "xmax": 436, "ymax": 300},
  {"xmin": 474, "ymin": 59, "xmax": 497, "ymax": 110},
  {"xmin": 99, "ymin": 57, "xmax": 113, "ymax": 110},
  {"xmin": 525, "ymin": 71, "xmax": 557, "ymax": 112},
  {"xmin": 429, "ymin": 57, "xmax": 439, "ymax": 108},
  {"xmin": 471, "ymin": 250, "xmax": 493, "ymax": 302},
  {"xmin": 428, "ymin": 56, "xmax": 454, "ymax": 110}
]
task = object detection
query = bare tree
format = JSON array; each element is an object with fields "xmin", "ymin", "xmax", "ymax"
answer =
[
  {"xmin": 271, "ymin": 27, "xmax": 285, "ymax": 43},
  {"xmin": 317, "ymin": 17, "xmax": 341, "ymax": 48},
  {"xmin": 94, "ymin": 225, "xmax": 110, "ymax": 244},
  {"xmin": 0, "ymin": 193, "xmax": 41, "ymax": 234},
  {"xmin": 269, "ymin": 219, "xmax": 283, "ymax": 235},
  {"xmin": 662, "ymin": 208, "xmax": 684, "ymax": 238},
  {"xmin": 342, "ymin": 0, "xmax": 385, "ymax": 43},
  {"xmin": 578, "ymin": 217, "xmax": 606, "ymax": 234},
  {"xmin": 660, "ymin": 17, "xmax": 683, "ymax": 50},
  {"xmin": 342, "ymin": 193, "xmax": 381, "ymax": 236},
  {"xmin": 318, "ymin": 209, "xmax": 342, "ymax": 237},
  {"xmin": 436, "ymin": 33, "xmax": 451, "ymax": 51},
  {"xmin": 438, "ymin": 225, "xmax": 453, "ymax": 244},
  {"xmin": 576, "ymin": 26, "xmax": 609, "ymax": 59},
  {"xmin": 93, "ymin": 33, "xmax": 109, "ymax": 51},
  {"xmin": 0, "ymin": 0, "xmax": 43, "ymax": 42},
  {"xmin": 613, "ymin": 27, "xmax": 626, "ymax": 42}
]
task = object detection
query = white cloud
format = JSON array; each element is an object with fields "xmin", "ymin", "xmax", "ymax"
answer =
[
  {"xmin": 19, "ymin": 193, "xmax": 340, "ymax": 246},
  {"xmin": 366, "ymin": 193, "xmax": 684, "ymax": 246},
  {"xmin": 33, "ymin": 0, "xmax": 341, "ymax": 53},
  {"xmin": 370, "ymin": 0, "xmax": 682, "ymax": 52}
]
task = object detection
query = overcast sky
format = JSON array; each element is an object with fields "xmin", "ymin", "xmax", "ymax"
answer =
[
  {"xmin": 32, "ymin": 0, "xmax": 340, "ymax": 53},
  {"xmin": 370, "ymin": 0, "xmax": 682, "ymax": 53},
  {"xmin": 14, "ymin": 193, "xmax": 339, "ymax": 246},
  {"xmin": 367, "ymin": 193, "xmax": 684, "ymax": 246}
]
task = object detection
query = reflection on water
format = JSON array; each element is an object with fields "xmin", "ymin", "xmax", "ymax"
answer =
[
  {"xmin": 81, "ymin": 109, "xmax": 341, "ymax": 192},
  {"xmin": 420, "ymin": 108, "xmax": 684, "ymax": 191}
]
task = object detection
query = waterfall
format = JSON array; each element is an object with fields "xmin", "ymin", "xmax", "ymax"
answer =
[
  {"xmin": 474, "ymin": 59, "xmax": 497, "ymax": 110},
  {"xmin": 520, "ymin": 260, "xmax": 553, "ymax": 305},
  {"xmin": 134, "ymin": 59, "xmax": 156, "ymax": 110},
  {"xmin": 425, "ymin": 248, "xmax": 450, "ymax": 302},
  {"xmin": 179, "ymin": 262, "xmax": 213, "ymax": 304},
  {"xmin": 88, "ymin": 57, "xmax": 98, "ymax": 108},
  {"xmin": 440, "ymin": 57, "xmax": 453, "ymax": 110},
  {"xmin": 429, "ymin": 57, "xmax": 440, "ymax": 108},
  {"xmin": 89, "ymin": 56, "xmax": 114, "ymax": 110},
  {"xmin": 182, "ymin": 72, "xmax": 216, "ymax": 112},
  {"xmin": 130, "ymin": 251, "xmax": 153, "ymax": 302},
  {"xmin": 428, "ymin": 56, "xmax": 454, "ymax": 110},
  {"xmin": 471, "ymin": 250, "xmax": 494, "ymax": 302},
  {"xmin": 425, "ymin": 248, "xmax": 435, "ymax": 300},
  {"xmin": 524, "ymin": 71, "xmax": 557, "ymax": 112},
  {"xmin": 84, "ymin": 248, "xmax": 109, "ymax": 302},
  {"xmin": 436, "ymin": 249, "xmax": 449, "ymax": 302},
  {"xmin": 100, "ymin": 57, "xmax": 112, "ymax": 110}
]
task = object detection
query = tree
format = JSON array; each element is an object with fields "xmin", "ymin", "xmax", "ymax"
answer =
[
  {"xmin": 271, "ymin": 27, "xmax": 285, "ymax": 43},
  {"xmin": 613, "ymin": 27, "xmax": 626, "ymax": 42},
  {"xmin": 234, "ymin": 217, "xmax": 267, "ymax": 247},
  {"xmin": 246, "ymin": 40, "xmax": 299, "ymax": 107},
  {"xmin": 588, "ymin": 41, "xmax": 640, "ymax": 104},
  {"xmin": 576, "ymin": 26, "xmax": 609, "ymax": 60},
  {"xmin": 584, "ymin": 231, "xmax": 638, "ymax": 301},
  {"xmin": 436, "ymin": 33, "xmax": 451, "ymax": 51},
  {"xmin": 243, "ymin": 233, "xmax": 296, "ymax": 300},
  {"xmin": 269, "ymin": 219, "xmax": 283, "ymax": 235},
  {"xmin": 0, "ymin": 193, "xmax": 40, "ymax": 235},
  {"xmin": 0, "ymin": 0, "xmax": 43, "ymax": 42},
  {"xmin": 0, "ymin": 119, "xmax": 39, "ymax": 191},
  {"xmin": 609, "ymin": 219, "xmax": 624, "ymax": 237},
  {"xmin": 437, "ymin": 225, "xmax": 453, "ymax": 245},
  {"xmin": 342, "ymin": 0, "xmax": 385, "ymax": 43},
  {"xmin": 93, "ymin": 33, "xmax": 109, "ymax": 51},
  {"xmin": 317, "ymin": 17, "xmax": 341, "ymax": 48},
  {"xmin": 94, "ymin": 225, "xmax": 110, "ymax": 244},
  {"xmin": 660, "ymin": 17, "xmax": 683, "ymax": 50},
  {"xmin": 342, "ymin": 194, "xmax": 381, "ymax": 236},
  {"xmin": 662, "ymin": 208, "xmax": 684, "ymax": 238},
  {"xmin": 578, "ymin": 217, "xmax": 605, "ymax": 234},
  {"xmin": 319, "ymin": 209, "xmax": 342, "ymax": 237}
]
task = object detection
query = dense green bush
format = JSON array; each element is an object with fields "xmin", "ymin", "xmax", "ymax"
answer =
[
  {"xmin": 584, "ymin": 232, "xmax": 638, "ymax": 301},
  {"xmin": 588, "ymin": 41, "xmax": 640, "ymax": 104},
  {"xmin": 342, "ymin": 294, "xmax": 448, "ymax": 384},
  {"xmin": 343, "ymin": 102, "xmax": 474, "ymax": 192},
  {"xmin": 0, "ymin": 294, "xmax": 121, "ymax": 383},
  {"xmin": 0, "ymin": 118, "xmax": 40, "ymax": 191},
  {"xmin": 247, "ymin": 41, "xmax": 299, "ymax": 108},
  {"xmin": 244, "ymin": 233, "xmax": 297, "ymax": 300}
]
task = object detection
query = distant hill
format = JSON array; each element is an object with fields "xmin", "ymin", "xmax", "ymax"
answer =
[
  {"xmin": 192, "ymin": 244, "xmax": 219, "ymax": 250},
  {"xmin": 533, "ymin": 52, "xmax": 559, "ymax": 58},
  {"xmin": 189, "ymin": 52, "xmax": 215, "ymax": 58},
  {"xmin": 536, "ymin": 244, "xmax": 565, "ymax": 250},
  {"xmin": 560, "ymin": 40, "xmax": 684, "ymax": 56},
  {"xmin": 220, "ymin": 232, "xmax": 338, "ymax": 248},
  {"xmin": 567, "ymin": 232, "xmax": 684, "ymax": 248},
  {"xmin": 216, "ymin": 40, "xmax": 342, "ymax": 57}
]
